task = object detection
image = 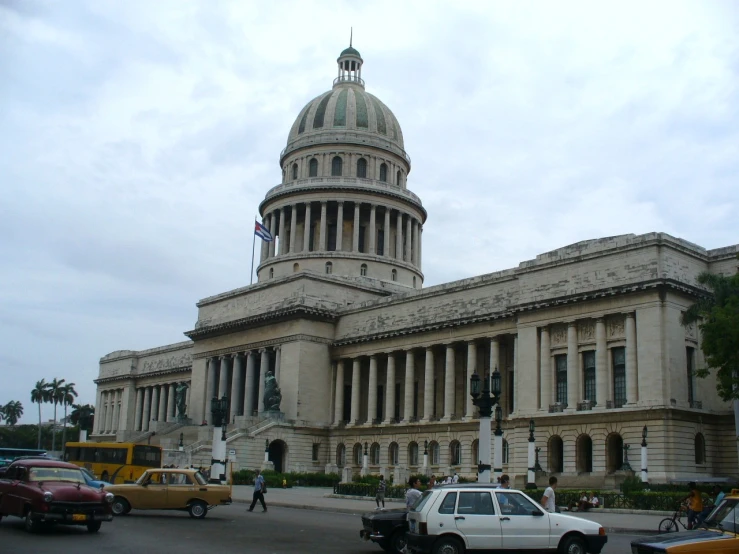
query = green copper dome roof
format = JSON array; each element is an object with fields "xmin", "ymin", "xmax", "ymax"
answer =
[{"xmin": 339, "ymin": 46, "xmax": 362, "ymax": 59}]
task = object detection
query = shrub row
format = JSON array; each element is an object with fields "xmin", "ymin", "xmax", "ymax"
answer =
[{"xmin": 231, "ymin": 469, "xmax": 340, "ymax": 488}]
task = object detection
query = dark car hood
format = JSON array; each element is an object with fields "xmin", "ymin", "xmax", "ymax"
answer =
[
  {"xmin": 39, "ymin": 482, "xmax": 106, "ymax": 502},
  {"xmin": 362, "ymin": 508, "xmax": 408, "ymax": 521},
  {"xmin": 632, "ymin": 530, "xmax": 733, "ymax": 548}
]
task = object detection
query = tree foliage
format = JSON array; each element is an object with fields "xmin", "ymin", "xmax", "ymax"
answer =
[
  {"xmin": 2, "ymin": 401, "xmax": 24, "ymax": 426},
  {"xmin": 682, "ymin": 271, "xmax": 739, "ymax": 401},
  {"xmin": 30, "ymin": 379, "xmax": 51, "ymax": 449}
]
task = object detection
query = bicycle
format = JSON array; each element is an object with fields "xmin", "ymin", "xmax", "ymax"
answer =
[{"xmin": 658, "ymin": 502, "xmax": 690, "ymax": 533}]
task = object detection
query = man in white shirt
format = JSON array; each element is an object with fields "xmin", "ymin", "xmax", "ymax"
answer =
[
  {"xmin": 541, "ymin": 476, "xmax": 558, "ymax": 513},
  {"xmin": 451, "ymin": 473, "xmax": 459, "ymax": 484}
]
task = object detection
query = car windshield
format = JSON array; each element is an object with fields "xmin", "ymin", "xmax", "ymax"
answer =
[
  {"xmin": 28, "ymin": 467, "xmax": 85, "ymax": 484},
  {"xmin": 411, "ymin": 490, "xmax": 434, "ymax": 512},
  {"xmin": 135, "ymin": 471, "xmax": 153, "ymax": 485},
  {"xmin": 703, "ymin": 498, "xmax": 738, "ymax": 534}
]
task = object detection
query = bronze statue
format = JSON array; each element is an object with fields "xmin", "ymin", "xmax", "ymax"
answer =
[
  {"xmin": 175, "ymin": 382, "xmax": 188, "ymax": 417},
  {"xmin": 263, "ymin": 371, "xmax": 282, "ymax": 412}
]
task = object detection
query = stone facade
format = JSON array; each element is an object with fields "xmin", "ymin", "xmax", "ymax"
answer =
[{"xmin": 93, "ymin": 46, "xmax": 739, "ymax": 486}]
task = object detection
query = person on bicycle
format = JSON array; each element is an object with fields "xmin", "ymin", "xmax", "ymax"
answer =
[{"xmin": 683, "ymin": 482, "xmax": 703, "ymax": 530}]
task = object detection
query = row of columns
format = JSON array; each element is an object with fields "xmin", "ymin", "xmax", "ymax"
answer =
[
  {"xmin": 260, "ymin": 201, "xmax": 422, "ymax": 267},
  {"xmin": 132, "ymin": 381, "xmax": 191, "ymax": 433},
  {"xmin": 333, "ymin": 336, "xmax": 512, "ymax": 426},
  {"xmin": 539, "ymin": 314, "xmax": 638, "ymax": 410},
  {"xmin": 205, "ymin": 347, "xmax": 281, "ymax": 424},
  {"xmin": 96, "ymin": 388, "xmax": 123, "ymax": 435}
]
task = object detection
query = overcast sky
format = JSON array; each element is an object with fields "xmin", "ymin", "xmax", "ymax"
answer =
[{"xmin": 1, "ymin": 0, "xmax": 737, "ymax": 424}]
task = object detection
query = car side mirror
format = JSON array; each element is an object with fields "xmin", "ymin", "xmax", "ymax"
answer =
[{"xmin": 531, "ymin": 510, "xmax": 544, "ymax": 516}]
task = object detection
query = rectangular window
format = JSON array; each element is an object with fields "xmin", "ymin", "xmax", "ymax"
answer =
[
  {"xmin": 394, "ymin": 383, "xmax": 401, "ymax": 421},
  {"xmin": 343, "ymin": 384, "xmax": 351, "ymax": 422},
  {"xmin": 612, "ymin": 347, "xmax": 626, "ymax": 408},
  {"xmin": 508, "ymin": 370, "xmax": 514, "ymax": 412},
  {"xmin": 308, "ymin": 223, "xmax": 315, "ymax": 252},
  {"xmin": 359, "ymin": 226, "xmax": 366, "ymax": 253},
  {"xmin": 555, "ymin": 354, "xmax": 568, "ymax": 406},
  {"xmin": 376, "ymin": 385, "xmax": 384, "ymax": 421},
  {"xmin": 327, "ymin": 224, "xmax": 337, "ymax": 251},
  {"xmin": 377, "ymin": 230, "xmax": 385, "ymax": 256},
  {"xmin": 686, "ymin": 347, "xmax": 695, "ymax": 404},
  {"xmin": 413, "ymin": 380, "xmax": 419, "ymax": 419},
  {"xmin": 312, "ymin": 444, "xmax": 320, "ymax": 462},
  {"xmin": 583, "ymin": 350, "xmax": 596, "ymax": 403}
]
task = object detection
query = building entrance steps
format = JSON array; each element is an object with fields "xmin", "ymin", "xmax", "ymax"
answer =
[{"xmin": 229, "ymin": 485, "xmax": 666, "ymax": 534}]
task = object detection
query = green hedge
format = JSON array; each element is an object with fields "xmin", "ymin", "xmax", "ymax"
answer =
[
  {"xmin": 231, "ymin": 469, "xmax": 340, "ymax": 488},
  {"xmin": 334, "ymin": 482, "xmax": 408, "ymax": 499}
]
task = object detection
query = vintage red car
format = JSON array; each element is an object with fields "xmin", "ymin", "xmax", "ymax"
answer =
[{"xmin": 0, "ymin": 458, "xmax": 114, "ymax": 533}]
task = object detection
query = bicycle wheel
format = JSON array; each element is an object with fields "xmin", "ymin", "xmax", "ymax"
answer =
[{"xmin": 659, "ymin": 518, "xmax": 678, "ymax": 533}]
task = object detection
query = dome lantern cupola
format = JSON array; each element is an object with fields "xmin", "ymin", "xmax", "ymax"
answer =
[{"xmin": 335, "ymin": 39, "xmax": 364, "ymax": 88}]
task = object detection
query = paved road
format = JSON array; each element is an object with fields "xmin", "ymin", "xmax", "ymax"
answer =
[{"xmin": 0, "ymin": 504, "xmax": 646, "ymax": 554}]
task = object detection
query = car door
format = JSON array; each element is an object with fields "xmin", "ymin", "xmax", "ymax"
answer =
[
  {"xmin": 453, "ymin": 491, "xmax": 503, "ymax": 550},
  {"xmin": 138, "ymin": 471, "xmax": 167, "ymax": 509},
  {"xmin": 0, "ymin": 466, "xmax": 24, "ymax": 515},
  {"xmin": 166, "ymin": 472, "xmax": 195, "ymax": 509},
  {"xmin": 495, "ymin": 491, "xmax": 551, "ymax": 549}
]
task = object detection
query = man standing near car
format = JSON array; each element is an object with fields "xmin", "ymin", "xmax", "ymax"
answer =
[
  {"xmin": 247, "ymin": 469, "xmax": 267, "ymax": 513},
  {"xmin": 541, "ymin": 476, "xmax": 558, "ymax": 513}
]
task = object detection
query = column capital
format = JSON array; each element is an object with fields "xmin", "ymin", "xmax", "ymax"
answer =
[
  {"xmin": 567, "ymin": 320, "xmax": 577, "ymax": 328},
  {"xmin": 221, "ymin": 353, "xmax": 232, "ymax": 360},
  {"xmin": 625, "ymin": 312, "xmax": 635, "ymax": 320}
]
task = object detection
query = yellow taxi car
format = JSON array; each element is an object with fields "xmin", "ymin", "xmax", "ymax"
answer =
[
  {"xmin": 105, "ymin": 468, "xmax": 231, "ymax": 519},
  {"xmin": 631, "ymin": 489, "xmax": 739, "ymax": 553}
]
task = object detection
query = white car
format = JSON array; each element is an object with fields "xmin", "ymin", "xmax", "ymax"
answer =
[{"xmin": 405, "ymin": 484, "xmax": 607, "ymax": 554}]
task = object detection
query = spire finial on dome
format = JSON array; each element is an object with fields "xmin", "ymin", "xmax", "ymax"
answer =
[{"xmin": 350, "ymin": 27, "xmax": 353, "ymax": 47}]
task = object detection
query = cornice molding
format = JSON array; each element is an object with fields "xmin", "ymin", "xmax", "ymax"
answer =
[
  {"xmin": 94, "ymin": 366, "xmax": 191, "ymax": 385},
  {"xmin": 192, "ymin": 334, "xmax": 332, "ymax": 360}
]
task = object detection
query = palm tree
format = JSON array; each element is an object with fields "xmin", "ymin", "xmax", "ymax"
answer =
[
  {"xmin": 59, "ymin": 382, "xmax": 78, "ymax": 453},
  {"xmin": 0, "ymin": 405, "xmax": 4, "ymax": 425},
  {"xmin": 3, "ymin": 400, "xmax": 23, "ymax": 426},
  {"xmin": 31, "ymin": 379, "xmax": 51, "ymax": 449},
  {"xmin": 48, "ymin": 378, "xmax": 66, "ymax": 452},
  {"xmin": 70, "ymin": 403, "xmax": 95, "ymax": 431}
]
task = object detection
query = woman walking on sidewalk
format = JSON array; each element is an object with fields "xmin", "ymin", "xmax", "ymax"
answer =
[{"xmin": 247, "ymin": 469, "xmax": 268, "ymax": 513}]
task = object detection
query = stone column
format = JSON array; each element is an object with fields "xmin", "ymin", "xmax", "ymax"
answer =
[
  {"xmin": 512, "ymin": 335, "xmax": 518, "ymax": 414},
  {"xmin": 258, "ymin": 349, "xmax": 270, "ymax": 413},
  {"xmin": 418, "ymin": 226, "xmax": 423, "ymax": 268},
  {"xmin": 465, "ymin": 341, "xmax": 476, "ymax": 418},
  {"xmin": 384, "ymin": 353, "xmax": 396, "ymax": 424},
  {"xmin": 260, "ymin": 216, "xmax": 269, "ymax": 262},
  {"xmin": 422, "ymin": 347, "xmax": 434, "ymax": 421},
  {"xmin": 412, "ymin": 220, "xmax": 420, "ymax": 266},
  {"xmin": 151, "ymin": 385, "xmax": 160, "ymax": 422},
  {"xmin": 369, "ymin": 204, "xmax": 376, "ymax": 254},
  {"xmin": 167, "ymin": 383, "xmax": 176, "ymax": 422},
  {"xmin": 113, "ymin": 390, "xmax": 122, "ymax": 432},
  {"xmin": 491, "ymin": 337, "xmax": 501, "ymax": 412},
  {"xmin": 395, "ymin": 211, "xmax": 403, "ymax": 260},
  {"xmin": 231, "ymin": 353, "xmax": 245, "ymax": 419},
  {"xmin": 268, "ymin": 212, "xmax": 276, "ymax": 257},
  {"xmin": 185, "ymin": 381, "xmax": 191, "ymax": 418},
  {"xmin": 206, "ymin": 358, "xmax": 217, "ymax": 424},
  {"xmin": 244, "ymin": 351, "xmax": 256, "ymax": 416},
  {"xmin": 142, "ymin": 387, "xmax": 151, "ymax": 431},
  {"xmin": 289, "ymin": 204, "xmax": 297, "ymax": 253},
  {"xmin": 566, "ymin": 322, "xmax": 579, "ymax": 410},
  {"xmin": 334, "ymin": 359, "xmax": 345, "ymax": 424},
  {"xmin": 383, "ymin": 208, "xmax": 391, "ymax": 258},
  {"xmin": 405, "ymin": 214, "xmax": 412, "ymax": 262},
  {"xmin": 336, "ymin": 201, "xmax": 344, "ymax": 251},
  {"xmin": 368, "ymin": 355, "xmax": 378, "ymax": 424},
  {"xmin": 319, "ymin": 201, "xmax": 327, "ymax": 251},
  {"xmin": 353, "ymin": 203, "xmax": 360, "ymax": 252},
  {"xmin": 219, "ymin": 355, "xmax": 230, "ymax": 400},
  {"xmin": 540, "ymin": 326, "xmax": 551, "ymax": 410},
  {"xmin": 279, "ymin": 206, "xmax": 287, "ymax": 255},
  {"xmin": 350, "ymin": 358, "xmax": 361, "ymax": 424},
  {"xmin": 106, "ymin": 392, "xmax": 114, "ymax": 433},
  {"xmin": 442, "ymin": 344, "xmax": 455, "ymax": 421},
  {"xmin": 403, "ymin": 349, "xmax": 415, "ymax": 422},
  {"xmin": 157, "ymin": 385, "xmax": 167, "ymax": 422},
  {"xmin": 303, "ymin": 202, "xmax": 312, "ymax": 252},
  {"xmin": 595, "ymin": 318, "xmax": 608, "ymax": 408},
  {"xmin": 134, "ymin": 388, "xmax": 144, "ymax": 431},
  {"xmin": 274, "ymin": 347, "xmax": 281, "ymax": 383},
  {"xmin": 626, "ymin": 313, "xmax": 638, "ymax": 404}
]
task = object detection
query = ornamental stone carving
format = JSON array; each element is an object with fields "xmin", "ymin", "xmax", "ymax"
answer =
[
  {"xmin": 685, "ymin": 321, "xmax": 697, "ymax": 340},
  {"xmin": 142, "ymin": 352, "xmax": 192, "ymax": 373},
  {"xmin": 578, "ymin": 320, "xmax": 595, "ymax": 342},
  {"xmin": 551, "ymin": 324, "xmax": 568, "ymax": 346},
  {"xmin": 607, "ymin": 316, "xmax": 625, "ymax": 338}
]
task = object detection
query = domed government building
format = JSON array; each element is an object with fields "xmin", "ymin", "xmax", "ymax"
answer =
[{"xmin": 93, "ymin": 45, "xmax": 738, "ymax": 488}]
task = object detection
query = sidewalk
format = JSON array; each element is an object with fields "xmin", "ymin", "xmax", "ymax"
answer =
[{"xmin": 230, "ymin": 486, "xmax": 665, "ymax": 535}]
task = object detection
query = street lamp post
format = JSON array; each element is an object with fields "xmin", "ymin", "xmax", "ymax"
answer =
[
  {"xmin": 210, "ymin": 395, "xmax": 229, "ymax": 483},
  {"xmin": 640, "ymin": 426, "xmax": 648, "ymax": 483},
  {"xmin": 493, "ymin": 405, "xmax": 504, "ymax": 484},
  {"xmin": 423, "ymin": 440, "xmax": 429, "ymax": 474},
  {"xmin": 362, "ymin": 442, "xmax": 369, "ymax": 476},
  {"xmin": 621, "ymin": 443, "xmax": 633, "ymax": 472},
  {"xmin": 264, "ymin": 439, "xmax": 270, "ymax": 464},
  {"xmin": 178, "ymin": 432, "xmax": 184, "ymax": 452},
  {"xmin": 527, "ymin": 419, "xmax": 537, "ymax": 489},
  {"xmin": 470, "ymin": 366, "xmax": 502, "ymax": 483}
]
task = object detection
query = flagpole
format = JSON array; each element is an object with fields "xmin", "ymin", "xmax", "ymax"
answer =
[{"xmin": 250, "ymin": 218, "xmax": 257, "ymax": 285}]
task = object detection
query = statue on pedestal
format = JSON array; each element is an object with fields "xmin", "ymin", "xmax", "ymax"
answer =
[
  {"xmin": 175, "ymin": 382, "xmax": 188, "ymax": 418},
  {"xmin": 263, "ymin": 371, "xmax": 282, "ymax": 412}
]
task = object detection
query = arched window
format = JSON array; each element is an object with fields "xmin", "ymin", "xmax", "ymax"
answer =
[
  {"xmin": 356, "ymin": 158, "xmax": 367, "ymax": 178},
  {"xmin": 396, "ymin": 170, "xmax": 402, "ymax": 186},
  {"xmin": 576, "ymin": 434, "xmax": 593, "ymax": 473},
  {"xmin": 502, "ymin": 439, "xmax": 509, "ymax": 465},
  {"xmin": 292, "ymin": 163, "xmax": 298, "ymax": 180},
  {"xmin": 413, "ymin": 276, "xmax": 416, "ymax": 288},
  {"xmin": 269, "ymin": 268, "xmax": 274, "ymax": 279},
  {"xmin": 606, "ymin": 433, "xmax": 623, "ymax": 473},
  {"xmin": 389, "ymin": 442, "xmax": 399, "ymax": 465},
  {"xmin": 370, "ymin": 443, "xmax": 380, "ymax": 465},
  {"xmin": 391, "ymin": 269, "xmax": 397, "ymax": 281},
  {"xmin": 293, "ymin": 263, "xmax": 299, "ymax": 272},
  {"xmin": 336, "ymin": 443, "xmax": 346, "ymax": 467},
  {"xmin": 450, "ymin": 440, "xmax": 462, "ymax": 465},
  {"xmin": 548, "ymin": 435, "xmax": 564, "ymax": 473},
  {"xmin": 404, "ymin": 442, "xmax": 417, "ymax": 466},
  {"xmin": 695, "ymin": 433, "xmax": 706, "ymax": 464},
  {"xmin": 353, "ymin": 443, "xmax": 363, "ymax": 466},
  {"xmin": 309, "ymin": 158, "xmax": 318, "ymax": 177},
  {"xmin": 429, "ymin": 441, "xmax": 440, "ymax": 465},
  {"xmin": 331, "ymin": 156, "xmax": 343, "ymax": 176},
  {"xmin": 471, "ymin": 440, "xmax": 479, "ymax": 466},
  {"xmin": 360, "ymin": 263, "xmax": 367, "ymax": 276},
  {"xmin": 379, "ymin": 163, "xmax": 388, "ymax": 182},
  {"xmin": 325, "ymin": 262, "xmax": 332, "ymax": 274}
]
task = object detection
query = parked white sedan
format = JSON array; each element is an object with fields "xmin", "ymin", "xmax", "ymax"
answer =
[{"xmin": 405, "ymin": 484, "xmax": 607, "ymax": 554}]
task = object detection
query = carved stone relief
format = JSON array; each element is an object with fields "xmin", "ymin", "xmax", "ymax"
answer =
[
  {"xmin": 142, "ymin": 352, "xmax": 192, "ymax": 373},
  {"xmin": 551, "ymin": 324, "xmax": 568, "ymax": 345},
  {"xmin": 607, "ymin": 315, "xmax": 625, "ymax": 338},
  {"xmin": 578, "ymin": 320, "xmax": 595, "ymax": 342},
  {"xmin": 685, "ymin": 321, "xmax": 697, "ymax": 340}
]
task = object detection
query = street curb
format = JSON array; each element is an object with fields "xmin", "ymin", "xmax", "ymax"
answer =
[{"xmin": 233, "ymin": 498, "xmax": 659, "ymax": 534}]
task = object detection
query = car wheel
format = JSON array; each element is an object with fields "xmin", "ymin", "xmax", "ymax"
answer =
[
  {"xmin": 111, "ymin": 497, "xmax": 130, "ymax": 516},
  {"xmin": 659, "ymin": 518, "xmax": 677, "ymax": 533},
  {"xmin": 86, "ymin": 521, "xmax": 102, "ymax": 533},
  {"xmin": 188, "ymin": 500, "xmax": 208, "ymax": 519},
  {"xmin": 389, "ymin": 529, "xmax": 407, "ymax": 554},
  {"xmin": 24, "ymin": 510, "xmax": 40, "ymax": 533},
  {"xmin": 558, "ymin": 534, "xmax": 587, "ymax": 554},
  {"xmin": 432, "ymin": 536, "xmax": 464, "ymax": 554}
]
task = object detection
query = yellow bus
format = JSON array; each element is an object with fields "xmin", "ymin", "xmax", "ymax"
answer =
[{"xmin": 63, "ymin": 442, "xmax": 162, "ymax": 484}]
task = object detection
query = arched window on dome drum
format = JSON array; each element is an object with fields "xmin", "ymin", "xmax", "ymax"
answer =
[
  {"xmin": 269, "ymin": 268, "xmax": 274, "ymax": 279},
  {"xmin": 356, "ymin": 158, "xmax": 367, "ymax": 178},
  {"xmin": 396, "ymin": 170, "xmax": 402, "ymax": 186},
  {"xmin": 391, "ymin": 269, "xmax": 397, "ymax": 281},
  {"xmin": 379, "ymin": 163, "xmax": 387, "ymax": 182},
  {"xmin": 292, "ymin": 164, "xmax": 298, "ymax": 180},
  {"xmin": 325, "ymin": 262, "xmax": 333, "ymax": 275},
  {"xmin": 360, "ymin": 264, "xmax": 367, "ymax": 276},
  {"xmin": 309, "ymin": 158, "xmax": 318, "ymax": 177},
  {"xmin": 331, "ymin": 156, "xmax": 343, "ymax": 176}
]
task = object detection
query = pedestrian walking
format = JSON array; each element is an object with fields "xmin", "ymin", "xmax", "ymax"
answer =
[
  {"xmin": 541, "ymin": 476, "xmax": 558, "ymax": 513},
  {"xmin": 247, "ymin": 469, "xmax": 268, "ymax": 513},
  {"xmin": 375, "ymin": 475, "xmax": 387, "ymax": 510},
  {"xmin": 683, "ymin": 482, "xmax": 702, "ymax": 529},
  {"xmin": 405, "ymin": 477, "xmax": 422, "ymax": 509}
]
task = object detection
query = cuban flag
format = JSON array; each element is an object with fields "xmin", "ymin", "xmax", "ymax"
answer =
[{"xmin": 254, "ymin": 220, "xmax": 274, "ymax": 242}]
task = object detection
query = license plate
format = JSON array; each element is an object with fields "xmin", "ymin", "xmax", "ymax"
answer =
[
  {"xmin": 409, "ymin": 520, "xmax": 416, "ymax": 533},
  {"xmin": 72, "ymin": 514, "xmax": 87, "ymax": 522}
]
